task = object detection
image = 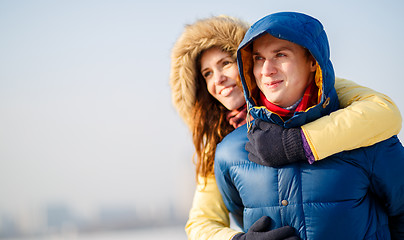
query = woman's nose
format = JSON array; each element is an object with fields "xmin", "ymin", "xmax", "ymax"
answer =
[{"xmin": 214, "ymin": 73, "xmax": 226, "ymax": 85}]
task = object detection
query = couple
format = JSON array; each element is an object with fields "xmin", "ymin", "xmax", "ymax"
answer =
[{"xmin": 170, "ymin": 12, "xmax": 404, "ymax": 239}]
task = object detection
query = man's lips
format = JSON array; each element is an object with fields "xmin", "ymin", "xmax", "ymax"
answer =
[{"xmin": 264, "ymin": 80, "xmax": 283, "ymax": 89}]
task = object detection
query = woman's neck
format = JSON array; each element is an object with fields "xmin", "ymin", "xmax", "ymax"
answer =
[{"xmin": 226, "ymin": 104, "xmax": 248, "ymax": 128}]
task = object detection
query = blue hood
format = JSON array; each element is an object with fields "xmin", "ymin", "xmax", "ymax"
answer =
[{"xmin": 237, "ymin": 12, "xmax": 339, "ymax": 128}]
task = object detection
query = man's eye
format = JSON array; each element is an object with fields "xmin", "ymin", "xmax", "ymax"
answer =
[
  {"xmin": 253, "ymin": 55, "xmax": 263, "ymax": 62},
  {"xmin": 276, "ymin": 53, "xmax": 286, "ymax": 57}
]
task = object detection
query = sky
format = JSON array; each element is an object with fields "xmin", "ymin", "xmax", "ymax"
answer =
[{"xmin": 1, "ymin": 0, "xmax": 404, "ymax": 222}]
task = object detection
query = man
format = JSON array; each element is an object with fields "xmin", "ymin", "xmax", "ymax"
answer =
[{"xmin": 214, "ymin": 12, "xmax": 404, "ymax": 239}]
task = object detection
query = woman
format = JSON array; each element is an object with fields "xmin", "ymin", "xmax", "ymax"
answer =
[{"xmin": 169, "ymin": 16, "xmax": 402, "ymax": 240}]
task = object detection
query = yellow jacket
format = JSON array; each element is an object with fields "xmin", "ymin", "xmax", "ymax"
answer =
[
  {"xmin": 303, "ymin": 78, "xmax": 402, "ymax": 160},
  {"xmin": 185, "ymin": 78, "xmax": 402, "ymax": 240}
]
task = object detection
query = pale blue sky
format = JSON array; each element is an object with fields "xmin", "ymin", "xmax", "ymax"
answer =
[{"xmin": 1, "ymin": 0, "xmax": 403, "ymax": 219}]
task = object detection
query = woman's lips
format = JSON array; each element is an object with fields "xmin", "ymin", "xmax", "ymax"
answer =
[{"xmin": 220, "ymin": 85, "xmax": 235, "ymax": 97}]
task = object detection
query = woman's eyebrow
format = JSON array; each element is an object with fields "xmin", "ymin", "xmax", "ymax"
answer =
[{"xmin": 201, "ymin": 57, "xmax": 227, "ymax": 73}]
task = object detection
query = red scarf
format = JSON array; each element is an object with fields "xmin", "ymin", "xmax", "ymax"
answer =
[
  {"xmin": 259, "ymin": 80, "xmax": 319, "ymax": 119},
  {"xmin": 226, "ymin": 104, "xmax": 248, "ymax": 129}
]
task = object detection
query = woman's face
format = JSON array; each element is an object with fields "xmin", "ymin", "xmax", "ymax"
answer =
[{"xmin": 200, "ymin": 47, "xmax": 245, "ymax": 111}]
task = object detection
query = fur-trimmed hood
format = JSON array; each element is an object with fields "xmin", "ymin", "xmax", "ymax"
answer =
[{"xmin": 170, "ymin": 16, "xmax": 249, "ymax": 128}]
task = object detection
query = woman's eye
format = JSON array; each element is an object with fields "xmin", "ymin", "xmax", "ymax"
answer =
[
  {"xmin": 222, "ymin": 60, "xmax": 234, "ymax": 68},
  {"xmin": 203, "ymin": 71, "xmax": 212, "ymax": 79}
]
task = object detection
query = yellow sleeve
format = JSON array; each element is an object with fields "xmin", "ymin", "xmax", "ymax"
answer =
[
  {"xmin": 302, "ymin": 77, "xmax": 402, "ymax": 160},
  {"xmin": 185, "ymin": 175, "xmax": 241, "ymax": 240}
]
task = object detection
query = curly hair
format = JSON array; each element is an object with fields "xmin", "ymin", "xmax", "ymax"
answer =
[{"xmin": 170, "ymin": 16, "xmax": 249, "ymax": 182}]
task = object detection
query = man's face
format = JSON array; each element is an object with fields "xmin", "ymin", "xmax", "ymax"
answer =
[{"xmin": 252, "ymin": 33, "xmax": 317, "ymax": 108}]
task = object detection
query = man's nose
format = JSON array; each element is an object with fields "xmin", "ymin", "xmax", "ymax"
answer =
[{"xmin": 262, "ymin": 60, "xmax": 276, "ymax": 76}]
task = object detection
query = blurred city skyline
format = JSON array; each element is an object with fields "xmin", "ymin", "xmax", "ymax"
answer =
[{"xmin": 0, "ymin": 200, "xmax": 186, "ymax": 238}]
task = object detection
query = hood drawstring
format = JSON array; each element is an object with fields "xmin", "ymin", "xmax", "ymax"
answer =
[{"xmin": 246, "ymin": 103, "xmax": 253, "ymax": 132}]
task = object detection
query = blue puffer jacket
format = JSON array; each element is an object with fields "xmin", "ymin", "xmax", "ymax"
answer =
[{"xmin": 214, "ymin": 12, "xmax": 404, "ymax": 239}]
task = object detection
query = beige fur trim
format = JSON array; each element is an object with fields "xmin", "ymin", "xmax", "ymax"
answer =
[{"xmin": 169, "ymin": 16, "xmax": 249, "ymax": 128}]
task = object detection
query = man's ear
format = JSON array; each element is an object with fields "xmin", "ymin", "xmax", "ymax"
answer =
[{"xmin": 309, "ymin": 56, "xmax": 317, "ymax": 72}]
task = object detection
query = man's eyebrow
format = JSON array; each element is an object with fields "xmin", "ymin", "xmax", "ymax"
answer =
[
  {"xmin": 252, "ymin": 46, "xmax": 293, "ymax": 56},
  {"xmin": 275, "ymin": 46, "xmax": 293, "ymax": 52}
]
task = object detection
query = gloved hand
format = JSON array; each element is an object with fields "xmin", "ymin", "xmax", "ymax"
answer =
[
  {"xmin": 232, "ymin": 216, "xmax": 300, "ymax": 240},
  {"xmin": 245, "ymin": 119, "xmax": 306, "ymax": 167}
]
